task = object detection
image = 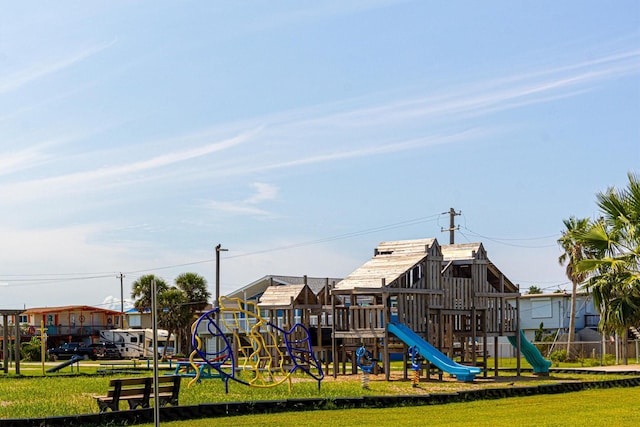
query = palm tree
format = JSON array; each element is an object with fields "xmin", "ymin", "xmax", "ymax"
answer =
[
  {"xmin": 558, "ymin": 216, "xmax": 590, "ymax": 359},
  {"xmin": 576, "ymin": 173, "xmax": 640, "ymax": 361},
  {"xmin": 157, "ymin": 288, "xmax": 191, "ymax": 358},
  {"xmin": 174, "ymin": 272, "xmax": 211, "ymax": 351},
  {"xmin": 131, "ymin": 274, "xmax": 169, "ymax": 312},
  {"xmin": 175, "ymin": 272, "xmax": 210, "ymax": 312}
]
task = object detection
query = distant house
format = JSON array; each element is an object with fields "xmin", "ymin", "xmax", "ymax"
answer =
[
  {"xmin": 516, "ymin": 292, "xmax": 600, "ymax": 341},
  {"xmin": 22, "ymin": 305, "xmax": 122, "ymax": 348}
]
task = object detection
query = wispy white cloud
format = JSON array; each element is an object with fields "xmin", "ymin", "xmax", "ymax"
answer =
[
  {"xmin": 0, "ymin": 146, "xmax": 50, "ymax": 176},
  {"xmin": 206, "ymin": 182, "xmax": 279, "ymax": 217},
  {"xmin": 0, "ymin": 39, "xmax": 117, "ymax": 94},
  {"xmin": 1, "ymin": 47, "xmax": 637, "ymax": 216},
  {"xmin": 0, "ymin": 129, "xmax": 256, "ymax": 202},
  {"xmin": 288, "ymin": 49, "xmax": 640, "ymax": 131},
  {"xmin": 245, "ymin": 182, "xmax": 279, "ymax": 204}
]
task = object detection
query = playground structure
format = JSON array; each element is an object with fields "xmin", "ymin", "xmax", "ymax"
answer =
[
  {"xmin": 190, "ymin": 237, "xmax": 550, "ymax": 386},
  {"xmin": 329, "ymin": 238, "xmax": 527, "ymax": 381},
  {"xmin": 189, "ymin": 296, "xmax": 324, "ymax": 392}
]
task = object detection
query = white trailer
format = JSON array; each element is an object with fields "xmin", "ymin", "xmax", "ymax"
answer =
[{"xmin": 99, "ymin": 328, "xmax": 175, "ymax": 359}]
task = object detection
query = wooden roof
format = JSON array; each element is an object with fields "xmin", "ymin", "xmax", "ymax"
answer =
[
  {"xmin": 258, "ymin": 284, "xmax": 318, "ymax": 308},
  {"xmin": 335, "ymin": 238, "xmax": 439, "ymax": 290},
  {"xmin": 226, "ymin": 275, "xmax": 342, "ymax": 300},
  {"xmin": 442, "ymin": 242, "xmax": 518, "ymax": 293},
  {"xmin": 441, "ymin": 242, "xmax": 487, "ymax": 262}
]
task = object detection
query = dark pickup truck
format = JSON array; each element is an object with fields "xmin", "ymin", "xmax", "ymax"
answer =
[{"xmin": 48, "ymin": 342, "xmax": 98, "ymax": 361}]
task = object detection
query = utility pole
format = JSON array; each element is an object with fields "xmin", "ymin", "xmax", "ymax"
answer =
[
  {"xmin": 215, "ymin": 244, "xmax": 228, "ymax": 352},
  {"xmin": 215, "ymin": 244, "xmax": 228, "ymax": 309},
  {"xmin": 117, "ymin": 273, "xmax": 125, "ymax": 328},
  {"xmin": 441, "ymin": 207, "xmax": 461, "ymax": 244}
]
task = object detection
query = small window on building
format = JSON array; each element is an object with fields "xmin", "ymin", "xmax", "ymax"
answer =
[
  {"xmin": 128, "ymin": 314, "xmax": 141, "ymax": 327},
  {"xmin": 531, "ymin": 298, "xmax": 552, "ymax": 318}
]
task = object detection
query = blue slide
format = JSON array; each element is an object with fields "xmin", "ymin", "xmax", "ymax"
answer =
[
  {"xmin": 387, "ymin": 322, "xmax": 481, "ymax": 382},
  {"xmin": 507, "ymin": 329, "xmax": 552, "ymax": 374}
]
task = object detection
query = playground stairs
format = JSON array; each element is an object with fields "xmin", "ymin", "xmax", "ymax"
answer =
[{"xmin": 629, "ymin": 327, "xmax": 640, "ymax": 340}]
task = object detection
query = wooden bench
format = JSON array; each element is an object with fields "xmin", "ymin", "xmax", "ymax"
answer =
[{"xmin": 94, "ymin": 375, "xmax": 181, "ymax": 412}]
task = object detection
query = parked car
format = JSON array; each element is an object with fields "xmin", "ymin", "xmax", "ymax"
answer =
[
  {"xmin": 48, "ymin": 342, "xmax": 98, "ymax": 361},
  {"xmin": 88, "ymin": 342, "xmax": 121, "ymax": 359}
]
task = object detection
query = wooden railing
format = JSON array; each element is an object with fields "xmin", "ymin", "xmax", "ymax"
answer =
[{"xmin": 334, "ymin": 305, "xmax": 385, "ymax": 332}]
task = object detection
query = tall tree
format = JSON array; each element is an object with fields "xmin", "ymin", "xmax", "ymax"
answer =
[
  {"xmin": 175, "ymin": 272, "xmax": 210, "ymax": 312},
  {"xmin": 576, "ymin": 173, "xmax": 640, "ymax": 361},
  {"xmin": 157, "ymin": 288, "xmax": 191, "ymax": 358},
  {"xmin": 558, "ymin": 216, "xmax": 590, "ymax": 359},
  {"xmin": 174, "ymin": 272, "xmax": 211, "ymax": 351},
  {"xmin": 131, "ymin": 274, "xmax": 169, "ymax": 313}
]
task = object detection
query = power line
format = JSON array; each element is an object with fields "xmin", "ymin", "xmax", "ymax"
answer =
[
  {"xmin": 0, "ymin": 212, "xmax": 561, "ymax": 287},
  {"xmin": 459, "ymin": 226, "xmax": 559, "ymax": 248},
  {"xmin": 0, "ymin": 212, "xmax": 446, "ymax": 284}
]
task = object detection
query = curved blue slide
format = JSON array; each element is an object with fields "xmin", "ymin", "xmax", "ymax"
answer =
[
  {"xmin": 387, "ymin": 322, "xmax": 481, "ymax": 382},
  {"xmin": 507, "ymin": 329, "xmax": 551, "ymax": 374}
]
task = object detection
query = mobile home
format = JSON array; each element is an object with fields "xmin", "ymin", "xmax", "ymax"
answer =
[{"xmin": 99, "ymin": 328, "xmax": 175, "ymax": 358}]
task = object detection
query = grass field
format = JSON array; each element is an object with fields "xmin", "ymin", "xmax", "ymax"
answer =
[
  {"xmin": 0, "ymin": 360, "xmax": 638, "ymax": 423},
  {"xmin": 134, "ymin": 387, "xmax": 639, "ymax": 427}
]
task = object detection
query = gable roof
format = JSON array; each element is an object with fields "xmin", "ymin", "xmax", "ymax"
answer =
[
  {"xmin": 441, "ymin": 242, "xmax": 487, "ymax": 262},
  {"xmin": 226, "ymin": 275, "xmax": 341, "ymax": 300},
  {"xmin": 258, "ymin": 284, "xmax": 319, "ymax": 308},
  {"xmin": 335, "ymin": 238, "xmax": 439, "ymax": 290},
  {"xmin": 441, "ymin": 242, "xmax": 518, "ymax": 293}
]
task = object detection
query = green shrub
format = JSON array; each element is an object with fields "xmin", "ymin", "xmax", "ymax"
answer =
[
  {"xmin": 21, "ymin": 337, "xmax": 44, "ymax": 361},
  {"xmin": 549, "ymin": 350, "xmax": 568, "ymax": 366},
  {"xmin": 603, "ymin": 353, "xmax": 617, "ymax": 366},
  {"xmin": 581, "ymin": 358, "xmax": 602, "ymax": 367}
]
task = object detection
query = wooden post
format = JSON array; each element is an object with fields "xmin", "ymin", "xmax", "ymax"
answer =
[
  {"xmin": 2, "ymin": 314, "xmax": 8, "ymax": 374},
  {"xmin": 382, "ymin": 279, "xmax": 391, "ymax": 381},
  {"xmin": 14, "ymin": 320, "xmax": 20, "ymax": 375},
  {"xmin": 494, "ymin": 336, "xmax": 499, "ymax": 377},
  {"xmin": 471, "ymin": 307, "xmax": 477, "ymax": 366},
  {"xmin": 515, "ymin": 296, "xmax": 521, "ymax": 376},
  {"xmin": 331, "ymin": 286, "xmax": 337, "ymax": 379}
]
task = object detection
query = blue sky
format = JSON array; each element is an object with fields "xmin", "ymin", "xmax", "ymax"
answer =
[{"xmin": 1, "ymin": 1, "xmax": 638, "ymax": 310}]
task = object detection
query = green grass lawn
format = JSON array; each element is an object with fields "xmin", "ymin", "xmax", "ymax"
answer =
[
  {"xmin": 133, "ymin": 387, "xmax": 639, "ymax": 427},
  {"xmin": 0, "ymin": 359, "xmax": 637, "ymax": 422}
]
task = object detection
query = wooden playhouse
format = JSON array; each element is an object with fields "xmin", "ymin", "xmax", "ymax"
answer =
[{"xmin": 330, "ymin": 238, "xmax": 520, "ymax": 379}]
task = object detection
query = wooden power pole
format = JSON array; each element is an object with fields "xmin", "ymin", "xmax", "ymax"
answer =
[{"xmin": 441, "ymin": 207, "xmax": 461, "ymax": 244}]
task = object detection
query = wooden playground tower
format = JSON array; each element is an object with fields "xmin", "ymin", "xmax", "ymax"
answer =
[
  {"xmin": 329, "ymin": 238, "xmax": 520, "ymax": 379},
  {"xmin": 253, "ymin": 237, "xmax": 521, "ymax": 380}
]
